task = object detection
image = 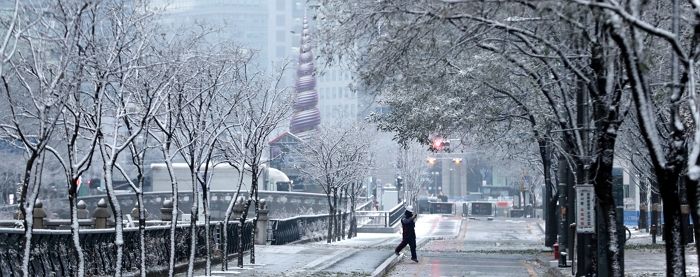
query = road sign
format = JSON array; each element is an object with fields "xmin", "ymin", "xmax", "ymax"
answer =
[
  {"xmin": 430, "ymin": 202, "xmax": 454, "ymax": 214},
  {"xmin": 576, "ymin": 185, "xmax": 595, "ymax": 233},
  {"xmin": 470, "ymin": 202, "xmax": 494, "ymax": 216}
]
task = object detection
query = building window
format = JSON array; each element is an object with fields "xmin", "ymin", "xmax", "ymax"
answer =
[
  {"xmin": 277, "ymin": 0, "xmax": 285, "ymax": 10},
  {"xmin": 276, "ymin": 46, "xmax": 286, "ymax": 59},
  {"xmin": 276, "ymin": 14, "xmax": 285, "ymax": 26},
  {"xmin": 276, "ymin": 30, "xmax": 285, "ymax": 42}
]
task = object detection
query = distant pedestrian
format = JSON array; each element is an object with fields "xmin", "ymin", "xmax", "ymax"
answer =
[{"xmin": 394, "ymin": 206, "xmax": 418, "ymax": 262}]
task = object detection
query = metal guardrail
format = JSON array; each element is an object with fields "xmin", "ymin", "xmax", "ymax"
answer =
[
  {"xmin": 270, "ymin": 213, "xmax": 340, "ymax": 245},
  {"xmin": 356, "ymin": 200, "xmax": 373, "ymax": 211},
  {"xmin": 0, "ymin": 221, "xmax": 254, "ymax": 276},
  {"xmin": 354, "ymin": 202, "xmax": 406, "ymax": 228},
  {"xmin": 388, "ymin": 202, "xmax": 406, "ymax": 226},
  {"xmin": 269, "ymin": 201, "xmax": 373, "ymax": 245}
]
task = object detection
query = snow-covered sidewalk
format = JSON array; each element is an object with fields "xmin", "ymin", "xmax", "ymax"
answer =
[
  {"xmin": 184, "ymin": 214, "xmax": 457, "ymax": 276},
  {"xmin": 542, "ymin": 228, "xmax": 700, "ymax": 276}
]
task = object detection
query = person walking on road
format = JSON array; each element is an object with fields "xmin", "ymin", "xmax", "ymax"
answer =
[{"xmin": 394, "ymin": 206, "xmax": 418, "ymax": 262}]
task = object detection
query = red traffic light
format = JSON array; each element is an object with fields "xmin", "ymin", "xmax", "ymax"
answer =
[{"xmin": 430, "ymin": 138, "xmax": 450, "ymax": 152}]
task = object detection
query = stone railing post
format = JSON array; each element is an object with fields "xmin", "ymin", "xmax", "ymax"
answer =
[
  {"xmin": 33, "ymin": 200, "xmax": 47, "ymax": 229},
  {"xmin": 77, "ymin": 200, "xmax": 89, "ymax": 219},
  {"xmin": 255, "ymin": 200, "xmax": 269, "ymax": 245},
  {"xmin": 232, "ymin": 198, "xmax": 245, "ymax": 220},
  {"xmin": 131, "ymin": 204, "xmax": 147, "ymax": 220},
  {"xmin": 161, "ymin": 198, "xmax": 173, "ymax": 221},
  {"xmin": 92, "ymin": 198, "xmax": 111, "ymax": 229}
]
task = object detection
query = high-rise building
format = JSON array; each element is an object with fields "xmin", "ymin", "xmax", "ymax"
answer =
[{"xmin": 156, "ymin": 0, "xmax": 270, "ymax": 71}]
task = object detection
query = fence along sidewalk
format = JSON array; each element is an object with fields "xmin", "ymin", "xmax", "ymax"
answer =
[
  {"xmin": 270, "ymin": 200, "xmax": 374, "ymax": 245},
  {"xmin": 0, "ymin": 221, "xmax": 254, "ymax": 276}
]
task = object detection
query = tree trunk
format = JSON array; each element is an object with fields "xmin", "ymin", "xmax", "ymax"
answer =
[
  {"xmin": 222, "ymin": 157, "xmax": 246, "ymax": 271},
  {"xmin": 608, "ymin": 13, "xmax": 686, "ymax": 276},
  {"xmin": 136, "ymin": 190, "xmax": 146, "ymax": 277},
  {"xmin": 341, "ymin": 188, "xmax": 347, "ymax": 239},
  {"xmin": 164, "ymin": 155, "xmax": 179, "ymax": 277},
  {"xmin": 685, "ymin": 176, "xmax": 700, "ymax": 273},
  {"xmin": 19, "ymin": 155, "xmax": 39, "ymax": 277},
  {"xmin": 591, "ymin": 150, "xmax": 619, "ymax": 276},
  {"xmin": 348, "ymin": 183, "xmax": 356, "ymax": 239},
  {"xmin": 238, "ymin": 198, "xmax": 252, "ymax": 268},
  {"xmin": 651, "ymin": 184, "xmax": 660, "ymax": 244},
  {"xmin": 103, "ymin": 163, "xmax": 124, "ymax": 276},
  {"xmin": 639, "ymin": 180, "xmax": 649, "ymax": 231},
  {"xmin": 326, "ymin": 193, "xmax": 334, "ymax": 243},
  {"xmin": 589, "ymin": 67, "xmax": 622, "ymax": 275},
  {"xmin": 68, "ymin": 176, "xmax": 85, "ymax": 277},
  {"xmin": 659, "ymin": 171, "xmax": 686, "ymax": 276},
  {"xmin": 202, "ymin": 181, "xmax": 211, "ymax": 275},
  {"xmin": 187, "ymin": 171, "xmax": 199, "ymax": 276},
  {"xmin": 539, "ymin": 134, "xmax": 557, "ymax": 247},
  {"xmin": 251, "ymin": 198, "xmax": 258, "ymax": 264},
  {"xmin": 333, "ymin": 189, "xmax": 339, "ymax": 242},
  {"xmin": 250, "ymin": 166, "xmax": 259, "ymax": 264}
]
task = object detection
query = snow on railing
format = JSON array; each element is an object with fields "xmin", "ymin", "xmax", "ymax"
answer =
[
  {"xmin": 269, "ymin": 201, "xmax": 372, "ymax": 245},
  {"xmin": 0, "ymin": 220, "xmax": 254, "ymax": 276},
  {"xmin": 354, "ymin": 201, "xmax": 406, "ymax": 228}
]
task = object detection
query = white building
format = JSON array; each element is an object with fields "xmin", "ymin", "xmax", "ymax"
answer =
[{"xmin": 150, "ymin": 163, "xmax": 290, "ymax": 192}]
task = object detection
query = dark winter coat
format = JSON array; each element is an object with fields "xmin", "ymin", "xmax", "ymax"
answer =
[{"xmin": 401, "ymin": 211, "xmax": 416, "ymax": 238}]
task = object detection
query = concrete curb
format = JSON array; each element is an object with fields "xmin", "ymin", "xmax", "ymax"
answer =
[
  {"xmin": 370, "ymin": 237, "xmax": 431, "ymax": 277},
  {"xmin": 534, "ymin": 254, "xmax": 569, "ymax": 277},
  {"xmin": 536, "ymin": 221, "xmax": 546, "ymax": 234},
  {"xmin": 312, "ymin": 248, "xmax": 360, "ymax": 272},
  {"xmin": 370, "ymin": 252, "xmax": 403, "ymax": 277}
]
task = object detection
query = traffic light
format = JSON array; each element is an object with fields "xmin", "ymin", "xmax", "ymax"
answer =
[{"xmin": 429, "ymin": 138, "xmax": 450, "ymax": 152}]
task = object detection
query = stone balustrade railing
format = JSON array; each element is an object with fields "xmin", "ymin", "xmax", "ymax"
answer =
[{"xmin": 0, "ymin": 220, "xmax": 254, "ymax": 276}]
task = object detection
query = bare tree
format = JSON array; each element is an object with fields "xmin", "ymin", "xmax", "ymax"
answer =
[
  {"xmin": 155, "ymin": 46, "xmax": 251, "ymax": 275},
  {"xmin": 396, "ymin": 142, "xmax": 429, "ymax": 208},
  {"xmin": 215, "ymin": 61, "xmax": 291, "ymax": 268},
  {"xmin": 0, "ymin": 1, "xmax": 90, "ymax": 275},
  {"xmin": 296, "ymin": 125, "xmax": 372, "ymax": 243},
  {"xmin": 150, "ymin": 43, "xmax": 201, "ymax": 277},
  {"xmin": 96, "ymin": 11, "xmax": 180, "ymax": 275}
]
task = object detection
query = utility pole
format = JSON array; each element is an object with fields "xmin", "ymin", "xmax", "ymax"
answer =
[{"xmin": 576, "ymin": 80, "xmax": 594, "ymax": 276}]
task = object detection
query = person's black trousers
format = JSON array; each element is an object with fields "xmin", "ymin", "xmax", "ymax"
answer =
[{"xmin": 394, "ymin": 236, "xmax": 417, "ymax": 259}]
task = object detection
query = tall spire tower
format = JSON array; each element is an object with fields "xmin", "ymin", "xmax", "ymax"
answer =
[{"xmin": 289, "ymin": 17, "xmax": 321, "ymax": 140}]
